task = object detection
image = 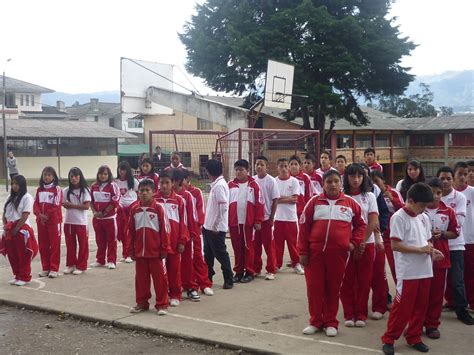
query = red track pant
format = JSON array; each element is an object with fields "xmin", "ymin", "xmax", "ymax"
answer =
[
  {"xmin": 424, "ymin": 268, "xmax": 448, "ymax": 329},
  {"xmin": 254, "ymin": 220, "xmax": 277, "ymax": 274},
  {"xmin": 37, "ymin": 222, "xmax": 61, "ymax": 272},
  {"xmin": 6, "ymin": 226, "xmax": 38, "ymax": 282},
  {"xmin": 117, "ymin": 207, "xmax": 131, "ymax": 259},
  {"xmin": 305, "ymin": 250, "xmax": 348, "ymax": 329},
  {"xmin": 274, "ymin": 221, "xmax": 299, "ymax": 268},
  {"xmin": 92, "ymin": 217, "xmax": 117, "ymax": 265},
  {"xmin": 181, "ymin": 239, "xmax": 198, "ymax": 291},
  {"xmin": 341, "ymin": 243, "xmax": 375, "ymax": 321},
  {"xmin": 384, "ymin": 237, "xmax": 397, "ymax": 284},
  {"xmin": 64, "ymin": 224, "xmax": 89, "ymax": 271},
  {"xmin": 166, "ymin": 253, "xmax": 182, "ymax": 300},
  {"xmin": 230, "ymin": 224, "xmax": 255, "ymax": 275},
  {"xmin": 135, "ymin": 257, "xmax": 168, "ymax": 310},
  {"xmin": 193, "ymin": 230, "xmax": 212, "ymax": 290},
  {"xmin": 464, "ymin": 244, "xmax": 474, "ymax": 308},
  {"xmin": 371, "ymin": 245, "xmax": 389, "ymax": 314},
  {"xmin": 381, "ymin": 278, "xmax": 431, "ymax": 345}
]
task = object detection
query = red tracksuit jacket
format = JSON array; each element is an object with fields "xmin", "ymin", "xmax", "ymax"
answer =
[
  {"xmin": 137, "ymin": 173, "xmax": 160, "ymax": 191},
  {"xmin": 177, "ymin": 189, "xmax": 197, "ymax": 238},
  {"xmin": 298, "ymin": 192, "xmax": 366, "ymax": 254},
  {"xmin": 33, "ymin": 185, "xmax": 63, "ymax": 224},
  {"xmin": 128, "ymin": 199, "xmax": 172, "ymax": 258},
  {"xmin": 187, "ymin": 184, "xmax": 205, "ymax": 227},
  {"xmin": 307, "ymin": 170, "xmax": 323, "ymax": 197},
  {"xmin": 291, "ymin": 171, "xmax": 312, "ymax": 215},
  {"xmin": 228, "ymin": 176, "xmax": 264, "ymax": 227},
  {"xmin": 90, "ymin": 182, "xmax": 120, "ymax": 218}
]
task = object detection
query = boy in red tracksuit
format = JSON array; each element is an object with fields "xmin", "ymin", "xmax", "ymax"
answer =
[
  {"xmin": 228, "ymin": 159, "xmax": 264, "ymax": 283},
  {"xmin": 289, "ymin": 155, "xmax": 312, "ymax": 217},
  {"xmin": 129, "ymin": 179, "xmax": 171, "ymax": 315},
  {"xmin": 34, "ymin": 166, "xmax": 63, "ymax": 278},
  {"xmin": 155, "ymin": 171, "xmax": 188, "ymax": 307},
  {"xmin": 303, "ymin": 153, "xmax": 323, "ymax": 196},
  {"xmin": 299, "ymin": 169, "xmax": 366, "ymax": 338}
]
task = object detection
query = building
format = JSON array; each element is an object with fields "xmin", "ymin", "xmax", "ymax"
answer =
[{"xmin": 65, "ymin": 98, "xmax": 122, "ymax": 129}]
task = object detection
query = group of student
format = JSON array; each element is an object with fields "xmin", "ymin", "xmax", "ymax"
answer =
[{"xmin": 1, "ymin": 148, "xmax": 474, "ymax": 354}]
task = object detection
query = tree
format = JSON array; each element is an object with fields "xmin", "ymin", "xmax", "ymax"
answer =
[
  {"xmin": 439, "ymin": 106, "xmax": 454, "ymax": 116},
  {"xmin": 180, "ymin": 0, "xmax": 415, "ymax": 150}
]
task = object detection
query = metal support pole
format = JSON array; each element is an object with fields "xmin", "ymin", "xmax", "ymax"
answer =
[{"xmin": 3, "ymin": 69, "xmax": 8, "ymax": 192}]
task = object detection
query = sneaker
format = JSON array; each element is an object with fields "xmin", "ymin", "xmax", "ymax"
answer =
[
  {"xmin": 38, "ymin": 270, "xmax": 49, "ymax": 277},
  {"xmin": 457, "ymin": 310, "xmax": 474, "ymax": 325},
  {"xmin": 410, "ymin": 342, "xmax": 429, "ymax": 353},
  {"xmin": 63, "ymin": 267, "xmax": 75, "ymax": 274},
  {"xmin": 72, "ymin": 269, "xmax": 84, "ymax": 275},
  {"xmin": 124, "ymin": 257, "xmax": 133, "ymax": 263},
  {"xmin": 426, "ymin": 327, "xmax": 440, "ymax": 339},
  {"xmin": 286, "ymin": 261, "xmax": 292, "ymax": 267},
  {"xmin": 8, "ymin": 279, "xmax": 17, "ymax": 285},
  {"xmin": 223, "ymin": 280, "xmax": 234, "ymax": 289},
  {"xmin": 382, "ymin": 344, "xmax": 395, "ymax": 355},
  {"xmin": 232, "ymin": 273, "xmax": 244, "ymax": 283},
  {"xmin": 187, "ymin": 289, "xmax": 201, "ymax": 302},
  {"xmin": 325, "ymin": 326, "xmax": 338, "ymax": 337},
  {"xmin": 129, "ymin": 305, "xmax": 148, "ymax": 313},
  {"xmin": 294, "ymin": 263, "xmax": 305, "ymax": 275},
  {"xmin": 169, "ymin": 298, "xmax": 180, "ymax": 307},
  {"xmin": 355, "ymin": 320, "xmax": 366, "ymax": 327},
  {"xmin": 107, "ymin": 263, "xmax": 116, "ymax": 270},
  {"xmin": 302, "ymin": 325, "xmax": 320, "ymax": 335},
  {"xmin": 15, "ymin": 280, "xmax": 28, "ymax": 286},
  {"xmin": 119, "ymin": 257, "xmax": 126, "ymax": 262},
  {"xmin": 344, "ymin": 320, "xmax": 355, "ymax": 327},
  {"xmin": 48, "ymin": 271, "xmax": 59, "ymax": 278},
  {"xmin": 203, "ymin": 287, "xmax": 214, "ymax": 296},
  {"xmin": 240, "ymin": 273, "xmax": 254, "ymax": 283},
  {"xmin": 371, "ymin": 312, "xmax": 384, "ymax": 320},
  {"xmin": 157, "ymin": 308, "xmax": 168, "ymax": 316},
  {"xmin": 265, "ymin": 273, "xmax": 275, "ymax": 280},
  {"xmin": 90, "ymin": 261, "xmax": 105, "ymax": 268}
]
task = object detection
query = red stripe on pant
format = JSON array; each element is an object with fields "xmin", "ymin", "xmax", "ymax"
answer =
[
  {"xmin": 384, "ymin": 237, "xmax": 397, "ymax": 284},
  {"xmin": 6, "ymin": 226, "xmax": 37, "ymax": 282},
  {"xmin": 254, "ymin": 219, "xmax": 277, "ymax": 274},
  {"xmin": 166, "ymin": 253, "xmax": 182, "ymax": 300},
  {"xmin": 37, "ymin": 222, "xmax": 61, "ymax": 272},
  {"xmin": 305, "ymin": 250, "xmax": 348, "ymax": 329},
  {"xmin": 192, "ymin": 230, "xmax": 212, "ymax": 290},
  {"xmin": 230, "ymin": 224, "xmax": 255, "ymax": 275},
  {"xmin": 64, "ymin": 224, "xmax": 89, "ymax": 271},
  {"xmin": 341, "ymin": 243, "xmax": 375, "ymax": 321},
  {"xmin": 371, "ymin": 245, "xmax": 389, "ymax": 314},
  {"xmin": 464, "ymin": 244, "xmax": 474, "ymax": 308},
  {"xmin": 135, "ymin": 257, "xmax": 168, "ymax": 310},
  {"xmin": 92, "ymin": 217, "xmax": 117, "ymax": 265},
  {"xmin": 381, "ymin": 278, "xmax": 431, "ymax": 345},
  {"xmin": 117, "ymin": 207, "xmax": 131, "ymax": 258},
  {"xmin": 181, "ymin": 239, "xmax": 198, "ymax": 290},
  {"xmin": 273, "ymin": 221, "xmax": 299, "ymax": 268},
  {"xmin": 424, "ymin": 268, "xmax": 448, "ymax": 329}
]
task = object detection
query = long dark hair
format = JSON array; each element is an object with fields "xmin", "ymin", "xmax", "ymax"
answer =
[
  {"xmin": 343, "ymin": 163, "xmax": 372, "ymax": 195},
  {"xmin": 117, "ymin": 161, "xmax": 135, "ymax": 190},
  {"xmin": 96, "ymin": 165, "xmax": 113, "ymax": 184},
  {"xmin": 139, "ymin": 158, "xmax": 155, "ymax": 177},
  {"xmin": 4, "ymin": 175, "xmax": 28, "ymax": 213},
  {"xmin": 39, "ymin": 166, "xmax": 59, "ymax": 188},
  {"xmin": 67, "ymin": 167, "xmax": 89, "ymax": 202},
  {"xmin": 401, "ymin": 160, "xmax": 425, "ymax": 200}
]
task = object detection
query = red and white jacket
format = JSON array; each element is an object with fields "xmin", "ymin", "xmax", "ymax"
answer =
[
  {"xmin": 128, "ymin": 199, "xmax": 171, "ymax": 258},
  {"xmin": 316, "ymin": 166, "xmax": 336, "ymax": 179},
  {"xmin": 368, "ymin": 162, "xmax": 383, "ymax": 172},
  {"xmin": 33, "ymin": 184, "xmax": 63, "ymax": 224},
  {"xmin": 90, "ymin": 182, "xmax": 120, "ymax": 218},
  {"xmin": 382, "ymin": 185, "xmax": 405, "ymax": 239},
  {"xmin": 137, "ymin": 172, "xmax": 160, "ymax": 191},
  {"xmin": 228, "ymin": 176, "xmax": 264, "ymax": 227},
  {"xmin": 187, "ymin": 184, "xmax": 205, "ymax": 227},
  {"xmin": 307, "ymin": 170, "xmax": 323, "ymax": 196},
  {"xmin": 164, "ymin": 163, "xmax": 187, "ymax": 171},
  {"xmin": 154, "ymin": 190, "xmax": 189, "ymax": 253},
  {"xmin": 298, "ymin": 192, "xmax": 366, "ymax": 254},
  {"xmin": 177, "ymin": 188, "xmax": 197, "ymax": 238},
  {"xmin": 291, "ymin": 171, "xmax": 312, "ymax": 215}
]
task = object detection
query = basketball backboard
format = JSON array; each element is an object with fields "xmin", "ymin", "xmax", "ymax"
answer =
[{"xmin": 264, "ymin": 60, "xmax": 294, "ymax": 110}]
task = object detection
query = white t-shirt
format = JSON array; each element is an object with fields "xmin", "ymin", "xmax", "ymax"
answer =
[
  {"xmin": 390, "ymin": 208, "xmax": 433, "ymax": 282},
  {"xmin": 275, "ymin": 176, "xmax": 299, "ymax": 222},
  {"xmin": 115, "ymin": 178, "xmax": 139, "ymax": 208},
  {"xmin": 316, "ymin": 166, "xmax": 337, "ymax": 178},
  {"xmin": 204, "ymin": 176, "xmax": 229, "ymax": 232},
  {"xmin": 351, "ymin": 192, "xmax": 379, "ymax": 243},
  {"xmin": 395, "ymin": 179, "xmax": 403, "ymax": 192},
  {"xmin": 441, "ymin": 188, "xmax": 467, "ymax": 251},
  {"xmin": 457, "ymin": 185, "xmax": 474, "ymax": 245},
  {"xmin": 254, "ymin": 174, "xmax": 280, "ymax": 221},
  {"xmin": 4, "ymin": 193, "xmax": 34, "ymax": 226},
  {"xmin": 237, "ymin": 181, "xmax": 248, "ymax": 224},
  {"xmin": 63, "ymin": 187, "xmax": 92, "ymax": 225}
]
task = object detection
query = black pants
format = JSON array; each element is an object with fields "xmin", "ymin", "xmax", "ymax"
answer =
[
  {"xmin": 202, "ymin": 228, "xmax": 233, "ymax": 282},
  {"xmin": 449, "ymin": 250, "xmax": 468, "ymax": 313}
]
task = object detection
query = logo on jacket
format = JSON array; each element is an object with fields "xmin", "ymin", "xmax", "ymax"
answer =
[
  {"xmin": 149, "ymin": 214, "xmax": 156, "ymax": 220},
  {"xmin": 48, "ymin": 194, "xmax": 54, "ymax": 200},
  {"xmin": 450, "ymin": 203, "xmax": 456, "ymax": 208},
  {"xmin": 340, "ymin": 207, "xmax": 347, "ymax": 213},
  {"xmin": 171, "ymin": 205, "xmax": 177, "ymax": 210},
  {"xmin": 441, "ymin": 216, "xmax": 448, "ymax": 222},
  {"xmin": 120, "ymin": 188, "xmax": 127, "ymax": 196}
]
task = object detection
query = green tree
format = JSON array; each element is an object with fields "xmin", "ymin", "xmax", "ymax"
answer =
[
  {"xmin": 439, "ymin": 106, "xmax": 454, "ymax": 116},
  {"xmin": 180, "ymin": 0, "xmax": 415, "ymax": 150}
]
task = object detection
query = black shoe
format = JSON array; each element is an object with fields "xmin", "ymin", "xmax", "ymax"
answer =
[
  {"xmin": 240, "ymin": 273, "xmax": 254, "ymax": 283},
  {"xmin": 425, "ymin": 327, "xmax": 440, "ymax": 339},
  {"xmin": 457, "ymin": 311, "xmax": 474, "ymax": 325},
  {"xmin": 382, "ymin": 344, "xmax": 394, "ymax": 355},
  {"xmin": 232, "ymin": 273, "xmax": 244, "ymax": 283},
  {"xmin": 223, "ymin": 280, "xmax": 234, "ymax": 289},
  {"xmin": 410, "ymin": 342, "xmax": 429, "ymax": 353},
  {"xmin": 187, "ymin": 289, "xmax": 201, "ymax": 302}
]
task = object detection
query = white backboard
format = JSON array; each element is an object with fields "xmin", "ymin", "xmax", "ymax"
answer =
[{"xmin": 264, "ymin": 60, "xmax": 294, "ymax": 110}]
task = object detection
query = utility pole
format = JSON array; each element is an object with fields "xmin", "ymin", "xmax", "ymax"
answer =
[{"xmin": 3, "ymin": 58, "xmax": 12, "ymax": 192}]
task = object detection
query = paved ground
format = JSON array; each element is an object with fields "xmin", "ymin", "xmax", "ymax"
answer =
[{"xmin": 0, "ymin": 187, "xmax": 472, "ymax": 354}]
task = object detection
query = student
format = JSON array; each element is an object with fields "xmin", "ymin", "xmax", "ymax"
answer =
[
  {"xmin": 316, "ymin": 150, "xmax": 336, "ymax": 178},
  {"xmin": 202, "ymin": 159, "xmax": 234, "ymax": 289},
  {"xmin": 253, "ymin": 156, "xmax": 280, "ymax": 280},
  {"xmin": 364, "ymin": 147, "xmax": 383, "ymax": 172},
  {"xmin": 34, "ymin": 166, "xmax": 63, "ymax": 278},
  {"xmin": 155, "ymin": 171, "xmax": 188, "ymax": 306},
  {"xmin": 165, "ymin": 151, "xmax": 186, "ymax": 171},
  {"xmin": 396, "ymin": 160, "xmax": 425, "ymax": 201},
  {"xmin": 424, "ymin": 178, "xmax": 459, "ymax": 339},
  {"xmin": 274, "ymin": 158, "xmax": 304, "ymax": 275},
  {"xmin": 381, "ymin": 183, "xmax": 443, "ymax": 355},
  {"xmin": 437, "ymin": 166, "xmax": 474, "ymax": 324},
  {"xmin": 137, "ymin": 158, "xmax": 160, "ymax": 190},
  {"xmin": 90, "ymin": 165, "xmax": 120, "ymax": 269},
  {"xmin": 129, "ymin": 179, "xmax": 171, "ymax": 316},
  {"xmin": 303, "ymin": 153, "xmax": 323, "ymax": 196},
  {"xmin": 467, "ymin": 160, "xmax": 474, "ymax": 187},
  {"xmin": 289, "ymin": 155, "xmax": 312, "ymax": 219},
  {"xmin": 115, "ymin": 161, "xmax": 139, "ymax": 263},
  {"xmin": 341, "ymin": 163, "xmax": 381, "ymax": 327},
  {"xmin": 228, "ymin": 159, "xmax": 264, "ymax": 283},
  {"xmin": 299, "ymin": 170, "xmax": 366, "ymax": 337},
  {"xmin": 62, "ymin": 167, "xmax": 91, "ymax": 275},
  {"xmin": 335, "ymin": 155, "xmax": 347, "ymax": 177},
  {"xmin": 2, "ymin": 175, "xmax": 38, "ymax": 286}
]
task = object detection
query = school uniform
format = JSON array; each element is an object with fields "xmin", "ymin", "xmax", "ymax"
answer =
[
  {"xmin": 298, "ymin": 192, "xmax": 366, "ymax": 329},
  {"xmin": 315, "ymin": 166, "xmax": 337, "ymax": 179},
  {"xmin": 291, "ymin": 171, "xmax": 312, "ymax": 217},
  {"xmin": 63, "ymin": 187, "xmax": 91, "ymax": 271},
  {"xmin": 164, "ymin": 163, "xmax": 187, "ymax": 171},
  {"xmin": 137, "ymin": 173, "xmax": 160, "ymax": 191},
  {"xmin": 129, "ymin": 199, "xmax": 171, "ymax": 311},
  {"xmin": 368, "ymin": 162, "xmax": 383, "ymax": 172},
  {"xmin": 307, "ymin": 170, "xmax": 323, "ymax": 196},
  {"xmin": 115, "ymin": 178, "xmax": 139, "ymax": 259},
  {"xmin": 90, "ymin": 182, "xmax": 120, "ymax": 265},
  {"xmin": 33, "ymin": 184, "xmax": 63, "ymax": 273},
  {"xmin": 381, "ymin": 207, "xmax": 433, "ymax": 346}
]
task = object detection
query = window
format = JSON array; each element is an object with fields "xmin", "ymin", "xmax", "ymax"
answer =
[
  {"xmin": 25, "ymin": 95, "xmax": 29, "ymax": 106},
  {"xmin": 6, "ymin": 139, "xmax": 56, "ymax": 157},
  {"xmin": 375, "ymin": 134, "xmax": 389, "ymax": 147},
  {"xmin": 61, "ymin": 138, "xmax": 116, "ymax": 156},
  {"xmin": 5, "ymin": 94, "xmax": 16, "ymax": 108},
  {"xmin": 452, "ymin": 133, "xmax": 474, "ymax": 146},
  {"xmin": 94, "ymin": 115, "xmax": 99, "ymax": 122},
  {"xmin": 109, "ymin": 117, "xmax": 115, "ymax": 127},
  {"xmin": 410, "ymin": 134, "xmax": 444, "ymax": 147},
  {"xmin": 422, "ymin": 162, "xmax": 444, "ymax": 178},
  {"xmin": 197, "ymin": 118, "xmax": 213, "ymax": 130},
  {"xmin": 393, "ymin": 135, "xmax": 408, "ymax": 147},
  {"xmin": 180, "ymin": 152, "xmax": 192, "ymax": 167},
  {"xmin": 337, "ymin": 134, "xmax": 352, "ymax": 148},
  {"xmin": 20, "ymin": 95, "xmax": 24, "ymax": 106},
  {"xmin": 31, "ymin": 95, "xmax": 34, "ymax": 106},
  {"xmin": 355, "ymin": 134, "xmax": 371, "ymax": 148},
  {"xmin": 128, "ymin": 118, "xmax": 143, "ymax": 128}
]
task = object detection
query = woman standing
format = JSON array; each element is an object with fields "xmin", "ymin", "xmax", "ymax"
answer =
[{"xmin": 7, "ymin": 151, "xmax": 19, "ymax": 180}]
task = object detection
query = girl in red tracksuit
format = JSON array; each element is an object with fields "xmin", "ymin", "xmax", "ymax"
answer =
[
  {"xmin": 129, "ymin": 179, "xmax": 171, "ymax": 315},
  {"xmin": 299, "ymin": 169, "xmax": 366, "ymax": 337},
  {"xmin": 90, "ymin": 165, "xmax": 120, "ymax": 269},
  {"xmin": 137, "ymin": 158, "xmax": 159, "ymax": 188},
  {"xmin": 289, "ymin": 155, "xmax": 312, "ymax": 218},
  {"xmin": 34, "ymin": 166, "xmax": 63, "ymax": 278},
  {"xmin": 2, "ymin": 175, "xmax": 38, "ymax": 286},
  {"xmin": 115, "ymin": 161, "xmax": 138, "ymax": 263}
]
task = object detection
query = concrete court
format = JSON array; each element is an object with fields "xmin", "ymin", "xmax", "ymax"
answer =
[{"xmin": 0, "ymin": 191, "xmax": 472, "ymax": 354}]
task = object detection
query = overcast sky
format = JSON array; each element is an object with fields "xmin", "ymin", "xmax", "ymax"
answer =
[{"xmin": 1, "ymin": 0, "xmax": 472, "ymax": 94}]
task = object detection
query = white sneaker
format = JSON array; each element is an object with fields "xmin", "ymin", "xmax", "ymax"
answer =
[
  {"xmin": 169, "ymin": 299, "xmax": 180, "ymax": 307},
  {"xmin": 157, "ymin": 309, "xmax": 168, "ymax": 316},
  {"xmin": 203, "ymin": 287, "xmax": 214, "ymax": 296},
  {"xmin": 344, "ymin": 320, "xmax": 355, "ymax": 327},
  {"xmin": 302, "ymin": 325, "xmax": 319, "ymax": 335},
  {"xmin": 38, "ymin": 270, "xmax": 49, "ymax": 277},
  {"xmin": 325, "ymin": 327, "xmax": 338, "ymax": 337},
  {"xmin": 124, "ymin": 257, "xmax": 133, "ymax": 263},
  {"xmin": 15, "ymin": 280, "xmax": 28, "ymax": 286},
  {"xmin": 107, "ymin": 262, "xmax": 116, "ymax": 269},
  {"xmin": 63, "ymin": 267, "xmax": 75, "ymax": 274},
  {"xmin": 8, "ymin": 279, "xmax": 17, "ymax": 285},
  {"xmin": 48, "ymin": 271, "xmax": 59, "ymax": 278},
  {"xmin": 90, "ymin": 261, "xmax": 104, "ymax": 268},
  {"xmin": 119, "ymin": 257, "xmax": 126, "ymax": 262},
  {"xmin": 355, "ymin": 320, "xmax": 366, "ymax": 327},
  {"xmin": 371, "ymin": 312, "xmax": 384, "ymax": 320},
  {"xmin": 72, "ymin": 269, "xmax": 84, "ymax": 275},
  {"xmin": 294, "ymin": 263, "xmax": 305, "ymax": 275},
  {"xmin": 265, "ymin": 273, "xmax": 275, "ymax": 280}
]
